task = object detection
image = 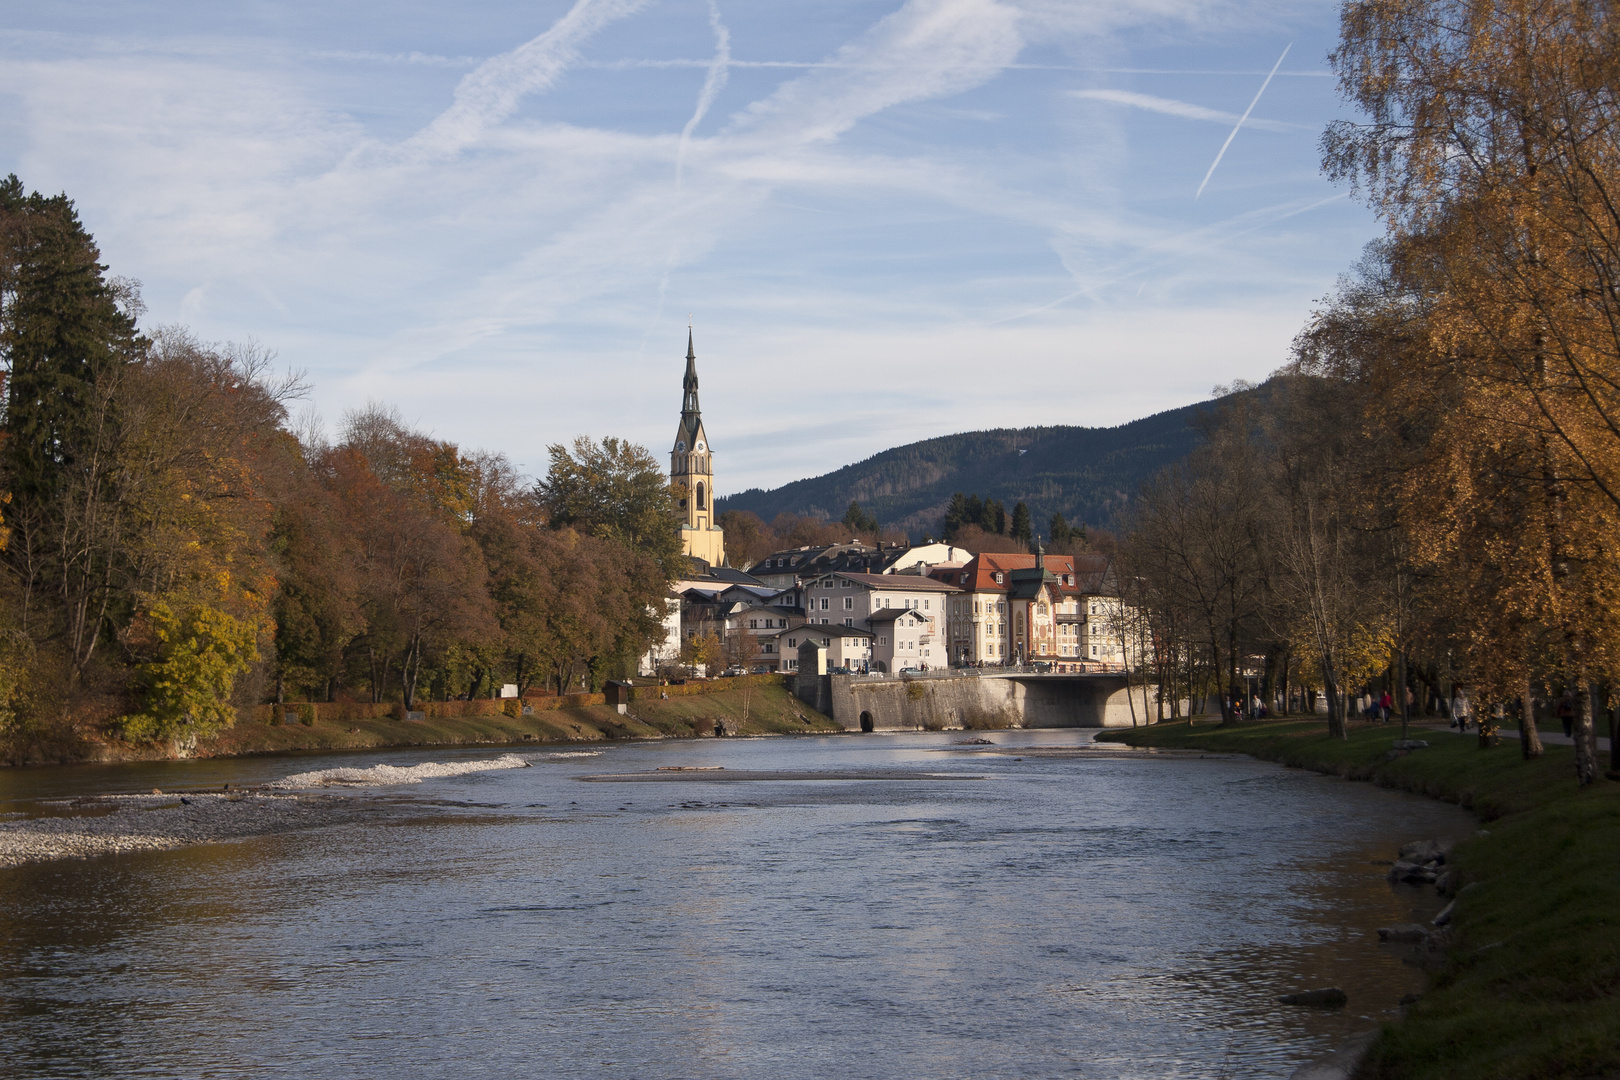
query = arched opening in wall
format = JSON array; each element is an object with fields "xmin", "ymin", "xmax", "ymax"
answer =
[
  {"xmin": 859, "ymin": 711, "xmax": 874, "ymax": 733},
  {"xmin": 697, "ymin": 482, "xmax": 706, "ymax": 509}
]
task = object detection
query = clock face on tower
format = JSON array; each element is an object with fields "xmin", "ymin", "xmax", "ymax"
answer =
[
  {"xmin": 675, "ymin": 440, "xmax": 686, "ymax": 452},
  {"xmin": 695, "ymin": 441, "xmax": 706, "ymax": 451}
]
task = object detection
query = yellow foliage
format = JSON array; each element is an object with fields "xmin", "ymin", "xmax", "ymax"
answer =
[{"xmin": 122, "ymin": 599, "xmax": 265, "ymax": 744}]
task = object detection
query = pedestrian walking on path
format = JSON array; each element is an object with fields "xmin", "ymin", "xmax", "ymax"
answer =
[
  {"xmin": 1450, "ymin": 687, "xmax": 1472, "ymax": 731},
  {"xmin": 1557, "ymin": 693, "xmax": 1576, "ymax": 738}
]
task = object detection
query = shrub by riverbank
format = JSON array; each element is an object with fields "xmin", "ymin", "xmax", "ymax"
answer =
[
  {"xmin": 8, "ymin": 680, "xmax": 840, "ymax": 765},
  {"xmin": 1096, "ymin": 719, "xmax": 1619, "ymax": 1080}
]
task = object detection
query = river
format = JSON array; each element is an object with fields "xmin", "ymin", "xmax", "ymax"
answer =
[{"xmin": 0, "ymin": 730, "xmax": 1468, "ymax": 1079}]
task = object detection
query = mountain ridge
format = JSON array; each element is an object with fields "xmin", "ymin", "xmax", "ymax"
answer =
[{"xmin": 716, "ymin": 396, "xmax": 1228, "ymax": 539}]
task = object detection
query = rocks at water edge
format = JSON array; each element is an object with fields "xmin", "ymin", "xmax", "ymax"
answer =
[
  {"xmin": 1277, "ymin": 987, "xmax": 1348, "ymax": 1007},
  {"xmin": 1432, "ymin": 901, "xmax": 1456, "ymax": 927},
  {"xmin": 1387, "ymin": 837, "xmax": 1454, "ymax": 884},
  {"xmin": 1378, "ymin": 923, "xmax": 1432, "ymax": 944}
]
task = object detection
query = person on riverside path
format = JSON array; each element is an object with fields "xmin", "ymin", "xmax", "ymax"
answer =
[
  {"xmin": 1557, "ymin": 692, "xmax": 1576, "ymax": 738},
  {"xmin": 1450, "ymin": 687, "xmax": 1472, "ymax": 731},
  {"xmin": 1378, "ymin": 690, "xmax": 1393, "ymax": 724}
]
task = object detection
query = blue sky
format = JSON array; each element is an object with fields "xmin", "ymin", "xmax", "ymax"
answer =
[{"xmin": 0, "ymin": 0, "xmax": 1377, "ymax": 494}]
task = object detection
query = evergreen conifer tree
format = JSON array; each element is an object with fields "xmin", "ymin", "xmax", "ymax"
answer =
[{"xmin": 1011, "ymin": 501, "xmax": 1031, "ymax": 545}]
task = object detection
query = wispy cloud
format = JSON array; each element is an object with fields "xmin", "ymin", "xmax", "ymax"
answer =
[
  {"xmin": 1072, "ymin": 88, "xmax": 1300, "ymax": 132},
  {"xmin": 407, "ymin": 0, "xmax": 652, "ymax": 157},
  {"xmin": 313, "ymin": 49, "xmax": 478, "ymax": 67}
]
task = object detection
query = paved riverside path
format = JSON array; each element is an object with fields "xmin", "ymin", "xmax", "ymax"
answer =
[{"xmin": 1413, "ymin": 720, "xmax": 1611, "ymax": 752}]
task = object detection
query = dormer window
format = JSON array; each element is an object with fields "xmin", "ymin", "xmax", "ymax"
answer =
[{"xmin": 993, "ymin": 572, "xmax": 1003, "ymax": 584}]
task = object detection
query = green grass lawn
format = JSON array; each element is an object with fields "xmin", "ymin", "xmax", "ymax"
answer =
[
  {"xmin": 1097, "ymin": 719, "xmax": 1620, "ymax": 1079},
  {"xmin": 199, "ymin": 683, "xmax": 841, "ymax": 758}
]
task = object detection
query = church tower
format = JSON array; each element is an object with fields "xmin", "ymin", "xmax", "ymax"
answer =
[{"xmin": 671, "ymin": 329, "xmax": 726, "ymax": 567}]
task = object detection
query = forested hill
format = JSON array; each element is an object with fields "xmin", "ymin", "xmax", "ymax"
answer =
[{"xmin": 717, "ymin": 394, "xmax": 1236, "ymax": 539}]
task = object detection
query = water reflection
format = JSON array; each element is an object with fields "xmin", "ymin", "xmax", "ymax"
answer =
[{"xmin": 0, "ymin": 732, "xmax": 1469, "ymax": 1078}]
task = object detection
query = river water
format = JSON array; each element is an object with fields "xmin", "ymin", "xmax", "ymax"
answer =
[{"xmin": 0, "ymin": 730, "xmax": 1468, "ymax": 1079}]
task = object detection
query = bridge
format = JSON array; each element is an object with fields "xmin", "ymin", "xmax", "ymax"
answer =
[{"xmin": 788, "ymin": 669, "xmax": 1160, "ymax": 732}]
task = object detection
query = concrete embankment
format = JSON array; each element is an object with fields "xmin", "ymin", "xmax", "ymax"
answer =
[{"xmin": 791, "ymin": 670, "xmax": 1147, "ymax": 731}]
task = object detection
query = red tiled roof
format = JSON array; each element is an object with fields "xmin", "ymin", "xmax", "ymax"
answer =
[{"xmin": 931, "ymin": 551, "xmax": 1111, "ymax": 594}]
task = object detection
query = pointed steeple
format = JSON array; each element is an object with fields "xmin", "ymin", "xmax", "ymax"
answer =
[{"xmin": 681, "ymin": 328, "xmax": 701, "ymax": 421}]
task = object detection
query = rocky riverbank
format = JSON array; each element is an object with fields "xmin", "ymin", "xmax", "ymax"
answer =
[
  {"xmin": 0, "ymin": 790, "xmax": 390, "ymax": 867},
  {"xmin": 0, "ymin": 752, "xmax": 542, "ymax": 867}
]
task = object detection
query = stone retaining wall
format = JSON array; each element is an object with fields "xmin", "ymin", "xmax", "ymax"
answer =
[{"xmin": 791, "ymin": 673, "xmax": 1151, "ymax": 731}]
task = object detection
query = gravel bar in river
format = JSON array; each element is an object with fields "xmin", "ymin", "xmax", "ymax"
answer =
[{"xmin": 0, "ymin": 791, "xmax": 391, "ymax": 867}]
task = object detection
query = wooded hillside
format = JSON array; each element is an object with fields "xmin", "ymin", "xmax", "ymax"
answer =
[{"xmin": 715, "ymin": 397, "xmax": 1234, "ymax": 539}]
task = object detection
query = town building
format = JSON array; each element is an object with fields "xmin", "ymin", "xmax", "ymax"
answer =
[
  {"xmin": 772, "ymin": 623, "xmax": 874, "ymax": 672},
  {"xmin": 931, "ymin": 550, "xmax": 1129, "ymax": 670},
  {"xmin": 798, "ymin": 570, "xmax": 959, "ymax": 672},
  {"xmin": 747, "ymin": 540, "xmax": 971, "ymax": 589},
  {"xmin": 671, "ymin": 330, "xmax": 726, "ymax": 567}
]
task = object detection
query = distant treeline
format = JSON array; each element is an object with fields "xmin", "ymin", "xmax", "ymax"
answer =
[
  {"xmin": 0, "ymin": 175, "xmax": 677, "ymax": 755},
  {"xmin": 941, "ymin": 493, "xmax": 1087, "ymax": 555}
]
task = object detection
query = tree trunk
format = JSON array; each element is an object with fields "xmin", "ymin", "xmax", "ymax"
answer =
[
  {"xmin": 1608, "ymin": 689, "xmax": 1620, "ymax": 776},
  {"xmin": 1323, "ymin": 664, "xmax": 1345, "ymax": 741},
  {"xmin": 1397, "ymin": 651, "xmax": 1410, "ymax": 742},
  {"xmin": 1519, "ymin": 678, "xmax": 1543, "ymax": 759},
  {"xmin": 1574, "ymin": 675, "xmax": 1598, "ymax": 785}
]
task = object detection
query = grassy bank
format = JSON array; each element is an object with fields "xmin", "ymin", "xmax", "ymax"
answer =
[
  {"xmin": 1096, "ymin": 719, "xmax": 1619, "ymax": 1079},
  {"xmin": 49, "ymin": 681, "xmax": 841, "ymax": 764}
]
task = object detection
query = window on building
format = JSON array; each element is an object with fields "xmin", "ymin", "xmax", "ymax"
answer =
[
  {"xmin": 844, "ymin": 597, "xmax": 854, "ymax": 610},
  {"xmin": 1091, "ymin": 644, "xmax": 1099, "ymax": 656},
  {"xmin": 822, "ymin": 638, "xmax": 831, "ymax": 647},
  {"xmin": 879, "ymin": 636, "xmax": 888, "ymax": 646},
  {"xmin": 788, "ymin": 638, "xmax": 797, "ymax": 648},
  {"xmin": 923, "ymin": 599, "xmax": 930, "ymax": 610},
  {"xmin": 696, "ymin": 482, "xmax": 706, "ymax": 509},
  {"xmin": 841, "ymin": 579, "xmax": 851, "ymax": 588},
  {"xmin": 844, "ymin": 618, "xmax": 853, "ymax": 627},
  {"xmin": 820, "ymin": 598, "xmax": 829, "ymax": 610},
  {"xmin": 993, "ymin": 571, "xmax": 1003, "ymax": 584},
  {"xmin": 748, "ymin": 619, "xmax": 758, "ymax": 628}
]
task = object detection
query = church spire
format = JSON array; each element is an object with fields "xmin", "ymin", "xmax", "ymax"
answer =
[{"xmin": 682, "ymin": 329, "xmax": 701, "ymax": 420}]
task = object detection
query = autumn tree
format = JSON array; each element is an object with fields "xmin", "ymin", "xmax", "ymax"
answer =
[
  {"xmin": 1323, "ymin": 0, "xmax": 1620, "ymax": 780},
  {"xmin": 537, "ymin": 436, "xmax": 682, "ymax": 573}
]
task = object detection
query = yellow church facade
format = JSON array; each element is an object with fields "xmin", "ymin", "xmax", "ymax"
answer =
[{"xmin": 671, "ymin": 330, "xmax": 726, "ymax": 567}]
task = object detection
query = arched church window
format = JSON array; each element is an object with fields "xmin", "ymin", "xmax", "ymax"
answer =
[{"xmin": 697, "ymin": 482, "xmax": 706, "ymax": 509}]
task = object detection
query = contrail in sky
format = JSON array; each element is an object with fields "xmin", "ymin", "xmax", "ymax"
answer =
[
  {"xmin": 676, "ymin": 0, "xmax": 731, "ymax": 189},
  {"xmin": 1195, "ymin": 43, "xmax": 1290, "ymax": 199}
]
